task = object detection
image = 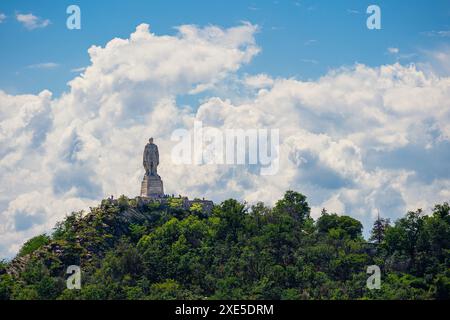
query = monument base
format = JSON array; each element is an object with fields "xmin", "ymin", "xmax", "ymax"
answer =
[{"xmin": 141, "ymin": 174, "xmax": 164, "ymax": 198}]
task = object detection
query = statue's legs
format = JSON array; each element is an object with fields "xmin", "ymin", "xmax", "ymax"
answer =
[{"xmin": 150, "ymin": 163, "xmax": 155, "ymax": 175}]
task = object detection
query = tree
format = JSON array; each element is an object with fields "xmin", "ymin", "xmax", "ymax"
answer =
[
  {"xmin": 369, "ymin": 216, "xmax": 391, "ymax": 244},
  {"xmin": 147, "ymin": 279, "xmax": 195, "ymax": 300},
  {"xmin": 274, "ymin": 191, "xmax": 310, "ymax": 224},
  {"xmin": 3, "ymin": 193, "xmax": 449, "ymax": 300},
  {"xmin": 129, "ymin": 224, "xmax": 147, "ymax": 242},
  {"xmin": 0, "ymin": 274, "xmax": 14, "ymax": 300},
  {"xmin": 213, "ymin": 199, "xmax": 247, "ymax": 241},
  {"xmin": 316, "ymin": 211, "xmax": 363, "ymax": 240},
  {"xmin": 384, "ymin": 209, "xmax": 426, "ymax": 275}
]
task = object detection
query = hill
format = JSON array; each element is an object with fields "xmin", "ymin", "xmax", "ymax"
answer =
[{"xmin": 0, "ymin": 191, "xmax": 449, "ymax": 300}]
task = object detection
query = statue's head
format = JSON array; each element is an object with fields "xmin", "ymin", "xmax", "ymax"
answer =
[{"xmin": 149, "ymin": 137, "xmax": 154, "ymax": 144}]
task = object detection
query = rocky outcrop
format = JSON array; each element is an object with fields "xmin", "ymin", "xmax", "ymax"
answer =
[{"xmin": 5, "ymin": 196, "xmax": 214, "ymax": 278}]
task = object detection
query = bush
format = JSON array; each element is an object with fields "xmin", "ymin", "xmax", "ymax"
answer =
[{"xmin": 18, "ymin": 234, "xmax": 50, "ymax": 257}]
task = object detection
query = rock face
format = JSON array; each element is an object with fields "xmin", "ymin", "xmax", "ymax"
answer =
[{"xmin": 6, "ymin": 200, "xmax": 164, "ymax": 277}]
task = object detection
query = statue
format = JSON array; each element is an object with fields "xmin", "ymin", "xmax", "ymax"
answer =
[
  {"xmin": 143, "ymin": 137, "xmax": 159, "ymax": 176},
  {"xmin": 141, "ymin": 137, "xmax": 164, "ymax": 197}
]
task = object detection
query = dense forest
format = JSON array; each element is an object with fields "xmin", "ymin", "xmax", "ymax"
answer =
[{"xmin": 0, "ymin": 191, "xmax": 449, "ymax": 300}]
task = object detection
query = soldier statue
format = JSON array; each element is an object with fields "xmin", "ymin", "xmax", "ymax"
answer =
[{"xmin": 143, "ymin": 137, "xmax": 159, "ymax": 176}]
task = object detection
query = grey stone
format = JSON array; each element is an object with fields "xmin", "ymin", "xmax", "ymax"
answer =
[{"xmin": 141, "ymin": 174, "xmax": 164, "ymax": 197}]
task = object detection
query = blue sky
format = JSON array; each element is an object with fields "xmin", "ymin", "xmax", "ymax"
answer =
[
  {"xmin": 0, "ymin": 1, "xmax": 450, "ymax": 258},
  {"xmin": 1, "ymin": 0, "xmax": 449, "ymax": 95}
]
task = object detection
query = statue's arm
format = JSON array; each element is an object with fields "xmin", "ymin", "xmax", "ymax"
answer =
[
  {"xmin": 156, "ymin": 147, "xmax": 159, "ymax": 165},
  {"xmin": 143, "ymin": 146, "xmax": 148, "ymax": 166}
]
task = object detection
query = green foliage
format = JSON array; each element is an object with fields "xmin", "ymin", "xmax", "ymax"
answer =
[
  {"xmin": 168, "ymin": 197, "xmax": 183, "ymax": 209},
  {"xmin": 129, "ymin": 224, "xmax": 147, "ymax": 242},
  {"xmin": 4, "ymin": 192, "xmax": 449, "ymax": 300},
  {"xmin": 0, "ymin": 274, "xmax": 14, "ymax": 300},
  {"xmin": 317, "ymin": 210, "xmax": 363, "ymax": 240},
  {"xmin": 190, "ymin": 202, "xmax": 203, "ymax": 213},
  {"xmin": 52, "ymin": 211, "xmax": 83, "ymax": 241},
  {"xmin": 118, "ymin": 195, "xmax": 130, "ymax": 210},
  {"xmin": 147, "ymin": 279, "xmax": 195, "ymax": 300},
  {"xmin": 274, "ymin": 190, "xmax": 310, "ymax": 224},
  {"xmin": 18, "ymin": 234, "xmax": 50, "ymax": 257}
]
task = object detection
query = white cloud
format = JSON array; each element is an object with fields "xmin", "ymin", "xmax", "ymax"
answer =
[
  {"xmin": 243, "ymin": 74, "xmax": 274, "ymax": 89},
  {"xmin": 27, "ymin": 62, "xmax": 59, "ymax": 69},
  {"xmin": 387, "ymin": 47, "xmax": 399, "ymax": 54},
  {"xmin": 301, "ymin": 58, "xmax": 319, "ymax": 64},
  {"xmin": 0, "ymin": 22, "xmax": 260, "ymax": 258},
  {"xmin": 1, "ymin": 22, "xmax": 450, "ymax": 259},
  {"xmin": 190, "ymin": 63, "xmax": 450, "ymax": 224},
  {"xmin": 0, "ymin": 13, "xmax": 6, "ymax": 23},
  {"xmin": 16, "ymin": 13, "xmax": 50, "ymax": 30},
  {"xmin": 421, "ymin": 30, "xmax": 450, "ymax": 37},
  {"xmin": 304, "ymin": 39, "xmax": 318, "ymax": 46},
  {"xmin": 347, "ymin": 9, "xmax": 360, "ymax": 14},
  {"xmin": 70, "ymin": 66, "xmax": 86, "ymax": 73},
  {"xmin": 420, "ymin": 46, "xmax": 450, "ymax": 76}
]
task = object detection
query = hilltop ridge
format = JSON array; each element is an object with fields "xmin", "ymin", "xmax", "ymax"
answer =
[{"xmin": 0, "ymin": 191, "xmax": 449, "ymax": 300}]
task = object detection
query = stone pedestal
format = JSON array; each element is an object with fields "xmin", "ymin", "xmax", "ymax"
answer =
[{"xmin": 141, "ymin": 174, "xmax": 164, "ymax": 198}]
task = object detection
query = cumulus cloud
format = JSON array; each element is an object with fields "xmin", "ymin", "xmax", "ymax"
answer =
[
  {"xmin": 243, "ymin": 74, "xmax": 274, "ymax": 89},
  {"xmin": 0, "ymin": 13, "xmax": 6, "ymax": 23},
  {"xmin": 16, "ymin": 13, "xmax": 50, "ymax": 30},
  {"xmin": 1, "ymin": 22, "xmax": 449, "ymax": 259},
  {"xmin": 0, "ymin": 22, "xmax": 260, "ymax": 258},
  {"xmin": 420, "ymin": 46, "xmax": 450, "ymax": 76},
  {"xmin": 189, "ymin": 64, "xmax": 450, "ymax": 225}
]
